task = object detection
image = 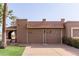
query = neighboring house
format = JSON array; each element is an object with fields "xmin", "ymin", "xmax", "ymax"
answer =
[{"xmin": 6, "ymin": 19, "xmax": 79, "ymax": 44}]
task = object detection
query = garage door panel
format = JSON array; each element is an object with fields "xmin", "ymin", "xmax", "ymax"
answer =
[
  {"xmin": 28, "ymin": 29, "xmax": 43, "ymax": 43},
  {"xmin": 46, "ymin": 29, "xmax": 61, "ymax": 44}
]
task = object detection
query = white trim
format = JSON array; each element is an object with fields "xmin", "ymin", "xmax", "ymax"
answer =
[{"xmin": 71, "ymin": 27, "xmax": 79, "ymax": 39}]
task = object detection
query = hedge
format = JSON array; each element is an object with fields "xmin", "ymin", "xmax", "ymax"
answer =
[{"xmin": 62, "ymin": 37, "xmax": 79, "ymax": 48}]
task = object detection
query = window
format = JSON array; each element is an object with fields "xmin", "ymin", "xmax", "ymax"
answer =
[{"xmin": 71, "ymin": 27, "xmax": 79, "ymax": 39}]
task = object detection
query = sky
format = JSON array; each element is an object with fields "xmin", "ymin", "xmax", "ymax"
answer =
[{"xmin": 1, "ymin": 3, "xmax": 79, "ymax": 32}]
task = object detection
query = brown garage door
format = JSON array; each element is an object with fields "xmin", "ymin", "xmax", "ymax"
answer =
[
  {"xmin": 28, "ymin": 28, "xmax": 61, "ymax": 44},
  {"xmin": 45, "ymin": 29, "xmax": 61, "ymax": 44},
  {"xmin": 28, "ymin": 29, "xmax": 43, "ymax": 44}
]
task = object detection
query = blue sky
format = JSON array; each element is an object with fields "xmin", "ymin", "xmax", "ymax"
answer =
[
  {"xmin": 1, "ymin": 3, "xmax": 79, "ymax": 32},
  {"xmin": 7, "ymin": 3, "xmax": 79, "ymax": 20}
]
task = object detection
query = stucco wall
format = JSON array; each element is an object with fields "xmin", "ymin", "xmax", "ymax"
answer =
[
  {"xmin": 16, "ymin": 19, "xmax": 28, "ymax": 43},
  {"xmin": 65, "ymin": 22, "xmax": 79, "ymax": 38}
]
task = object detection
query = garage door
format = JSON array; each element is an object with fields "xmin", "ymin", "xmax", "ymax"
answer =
[
  {"xmin": 28, "ymin": 29, "xmax": 61, "ymax": 44},
  {"xmin": 45, "ymin": 29, "xmax": 61, "ymax": 44},
  {"xmin": 28, "ymin": 29, "xmax": 43, "ymax": 44}
]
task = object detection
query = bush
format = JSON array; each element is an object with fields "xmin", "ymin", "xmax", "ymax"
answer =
[
  {"xmin": 62, "ymin": 37, "xmax": 72, "ymax": 46},
  {"xmin": 72, "ymin": 39, "xmax": 79, "ymax": 48},
  {"xmin": 62, "ymin": 37, "xmax": 79, "ymax": 48}
]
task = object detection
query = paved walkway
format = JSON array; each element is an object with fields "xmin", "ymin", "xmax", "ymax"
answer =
[{"xmin": 22, "ymin": 44, "xmax": 79, "ymax": 56}]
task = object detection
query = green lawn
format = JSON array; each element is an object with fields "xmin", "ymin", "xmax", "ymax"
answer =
[{"xmin": 0, "ymin": 45, "xmax": 25, "ymax": 56}]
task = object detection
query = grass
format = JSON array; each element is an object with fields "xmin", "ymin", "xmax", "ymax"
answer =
[{"xmin": 0, "ymin": 45, "xmax": 25, "ymax": 56}]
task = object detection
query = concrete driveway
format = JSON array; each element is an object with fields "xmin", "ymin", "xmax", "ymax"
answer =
[{"xmin": 22, "ymin": 44, "xmax": 79, "ymax": 56}]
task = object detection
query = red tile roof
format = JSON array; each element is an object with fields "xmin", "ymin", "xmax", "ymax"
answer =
[{"xmin": 28, "ymin": 21, "xmax": 64, "ymax": 28}]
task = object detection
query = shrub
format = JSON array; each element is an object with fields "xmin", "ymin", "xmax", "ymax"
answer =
[
  {"xmin": 62, "ymin": 37, "xmax": 79, "ymax": 48},
  {"xmin": 62, "ymin": 37, "xmax": 72, "ymax": 46},
  {"xmin": 72, "ymin": 39, "xmax": 79, "ymax": 48}
]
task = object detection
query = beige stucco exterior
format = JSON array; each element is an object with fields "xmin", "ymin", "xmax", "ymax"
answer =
[
  {"xmin": 65, "ymin": 22, "xmax": 79, "ymax": 38},
  {"xmin": 16, "ymin": 19, "xmax": 28, "ymax": 43}
]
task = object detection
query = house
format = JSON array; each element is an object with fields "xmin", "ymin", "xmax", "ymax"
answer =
[{"xmin": 6, "ymin": 18, "xmax": 79, "ymax": 44}]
